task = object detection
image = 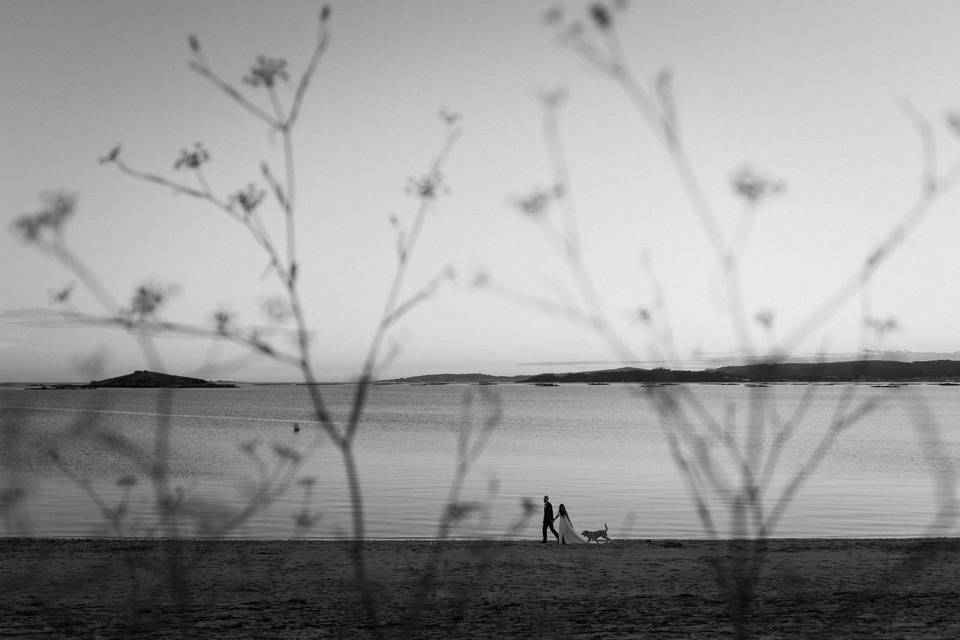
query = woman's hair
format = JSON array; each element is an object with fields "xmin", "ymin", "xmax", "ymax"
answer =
[{"xmin": 558, "ymin": 504, "xmax": 568, "ymax": 518}]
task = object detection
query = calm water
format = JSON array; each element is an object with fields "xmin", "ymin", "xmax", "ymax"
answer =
[{"xmin": 2, "ymin": 382, "xmax": 960, "ymax": 539}]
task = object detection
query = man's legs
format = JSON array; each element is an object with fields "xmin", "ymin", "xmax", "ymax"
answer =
[{"xmin": 543, "ymin": 520, "xmax": 559, "ymax": 542}]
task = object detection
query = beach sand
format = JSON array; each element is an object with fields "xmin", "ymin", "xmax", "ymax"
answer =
[{"xmin": 3, "ymin": 537, "xmax": 960, "ymax": 638}]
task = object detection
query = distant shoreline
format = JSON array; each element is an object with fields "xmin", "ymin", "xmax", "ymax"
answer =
[
  {"xmin": 14, "ymin": 380, "xmax": 960, "ymax": 390},
  {"xmin": 10, "ymin": 359, "xmax": 960, "ymax": 387},
  {"xmin": 381, "ymin": 359, "xmax": 960, "ymax": 385}
]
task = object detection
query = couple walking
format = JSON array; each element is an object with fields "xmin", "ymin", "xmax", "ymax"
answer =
[{"xmin": 541, "ymin": 495, "xmax": 585, "ymax": 544}]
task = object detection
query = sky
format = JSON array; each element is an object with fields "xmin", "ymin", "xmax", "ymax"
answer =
[{"xmin": 5, "ymin": 0, "xmax": 960, "ymax": 382}]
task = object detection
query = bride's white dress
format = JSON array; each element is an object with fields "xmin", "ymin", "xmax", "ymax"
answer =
[{"xmin": 556, "ymin": 514, "xmax": 586, "ymax": 544}]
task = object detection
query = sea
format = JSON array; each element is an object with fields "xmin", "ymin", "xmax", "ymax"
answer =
[{"xmin": 2, "ymin": 382, "xmax": 960, "ymax": 540}]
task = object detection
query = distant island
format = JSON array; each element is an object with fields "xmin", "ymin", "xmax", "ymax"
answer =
[
  {"xmin": 377, "ymin": 373, "xmax": 524, "ymax": 385},
  {"xmin": 34, "ymin": 370, "xmax": 236, "ymax": 390},
  {"xmin": 521, "ymin": 360, "xmax": 960, "ymax": 384}
]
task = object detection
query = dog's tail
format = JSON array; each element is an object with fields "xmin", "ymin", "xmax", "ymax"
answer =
[{"xmin": 604, "ymin": 523, "xmax": 608, "ymax": 532}]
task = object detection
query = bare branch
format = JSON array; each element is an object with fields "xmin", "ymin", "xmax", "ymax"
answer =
[
  {"xmin": 114, "ymin": 159, "xmax": 208, "ymax": 201},
  {"xmin": 188, "ymin": 61, "xmax": 277, "ymax": 127},
  {"xmin": 58, "ymin": 310, "xmax": 304, "ymax": 368},
  {"xmin": 764, "ymin": 396, "xmax": 880, "ymax": 534},
  {"xmin": 901, "ymin": 100, "xmax": 937, "ymax": 194},
  {"xmin": 286, "ymin": 10, "xmax": 332, "ymax": 129},
  {"xmin": 344, "ymin": 123, "xmax": 463, "ymax": 442},
  {"xmin": 382, "ymin": 266, "xmax": 456, "ymax": 329}
]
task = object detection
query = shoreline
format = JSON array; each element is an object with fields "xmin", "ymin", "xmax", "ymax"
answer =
[
  {"xmin": 2, "ymin": 533, "xmax": 958, "ymax": 542},
  {"xmin": 4, "ymin": 537, "xmax": 960, "ymax": 638}
]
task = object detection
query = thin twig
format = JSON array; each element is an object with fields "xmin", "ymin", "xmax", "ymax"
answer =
[
  {"xmin": 345, "ymin": 124, "xmax": 462, "ymax": 442},
  {"xmin": 189, "ymin": 61, "xmax": 277, "ymax": 127}
]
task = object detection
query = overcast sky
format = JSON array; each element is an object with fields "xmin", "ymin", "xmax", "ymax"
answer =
[{"xmin": 5, "ymin": 1, "xmax": 960, "ymax": 382}]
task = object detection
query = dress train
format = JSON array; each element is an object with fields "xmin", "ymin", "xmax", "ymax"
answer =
[{"xmin": 556, "ymin": 514, "xmax": 586, "ymax": 544}]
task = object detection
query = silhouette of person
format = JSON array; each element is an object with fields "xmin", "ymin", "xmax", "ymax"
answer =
[
  {"xmin": 555, "ymin": 503, "xmax": 585, "ymax": 544},
  {"xmin": 542, "ymin": 495, "xmax": 559, "ymax": 543}
]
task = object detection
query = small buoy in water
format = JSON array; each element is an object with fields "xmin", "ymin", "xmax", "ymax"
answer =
[{"xmin": 293, "ymin": 422, "xmax": 301, "ymax": 433}]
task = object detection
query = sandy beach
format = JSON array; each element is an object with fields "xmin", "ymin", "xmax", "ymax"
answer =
[{"xmin": 3, "ymin": 537, "xmax": 960, "ymax": 638}]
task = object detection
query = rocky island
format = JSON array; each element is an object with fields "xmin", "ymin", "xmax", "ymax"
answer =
[{"xmin": 34, "ymin": 370, "xmax": 236, "ymax": 389}]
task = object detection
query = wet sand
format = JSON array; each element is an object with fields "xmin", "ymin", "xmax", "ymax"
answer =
[{"xmin": 3, "ymin": 537, "xmax": 960, "ymax": 638}]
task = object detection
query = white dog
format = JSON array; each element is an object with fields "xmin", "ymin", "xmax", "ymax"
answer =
[{"xmin": 580, "ymin": 523, "xmax": 612, "ymax": 543}]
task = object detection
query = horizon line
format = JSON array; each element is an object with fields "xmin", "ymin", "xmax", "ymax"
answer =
[{"xmin": 7, "ymin": 351, "xmax": 960, "ymax": 385}]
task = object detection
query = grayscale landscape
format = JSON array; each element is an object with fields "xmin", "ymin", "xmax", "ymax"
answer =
[{"xmin": 5, "ymin": 1, "xmax": 960, "ymax": 638}]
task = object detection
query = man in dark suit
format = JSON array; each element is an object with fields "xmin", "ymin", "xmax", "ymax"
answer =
[{"xmin": 542, "ymin": 495, "xmax": 559, "ymax": 543}]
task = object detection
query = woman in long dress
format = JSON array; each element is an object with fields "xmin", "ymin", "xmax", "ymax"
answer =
[{"xmin": 555, "ymin": 504, "xmax": 586, "ymax": 544}]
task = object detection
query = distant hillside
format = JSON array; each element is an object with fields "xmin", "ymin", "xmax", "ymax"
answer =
[
  {"xmin": 715, "ymin": 360, "xmax": 960, "ymax": 382},
  {"xmin": 522, "ymin": 360, "xmax": 960, "ymax": 384},
  {"xmin": 379, "ymin": 373, "xmax": 524, "ymax": 385},
  {"xmin": 37, "ymin": 370, "xmax": 236, "ymax": 389},
  {"xmin": 522, "ymin": 366, "xmax": 735, "ymax": 384}
]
